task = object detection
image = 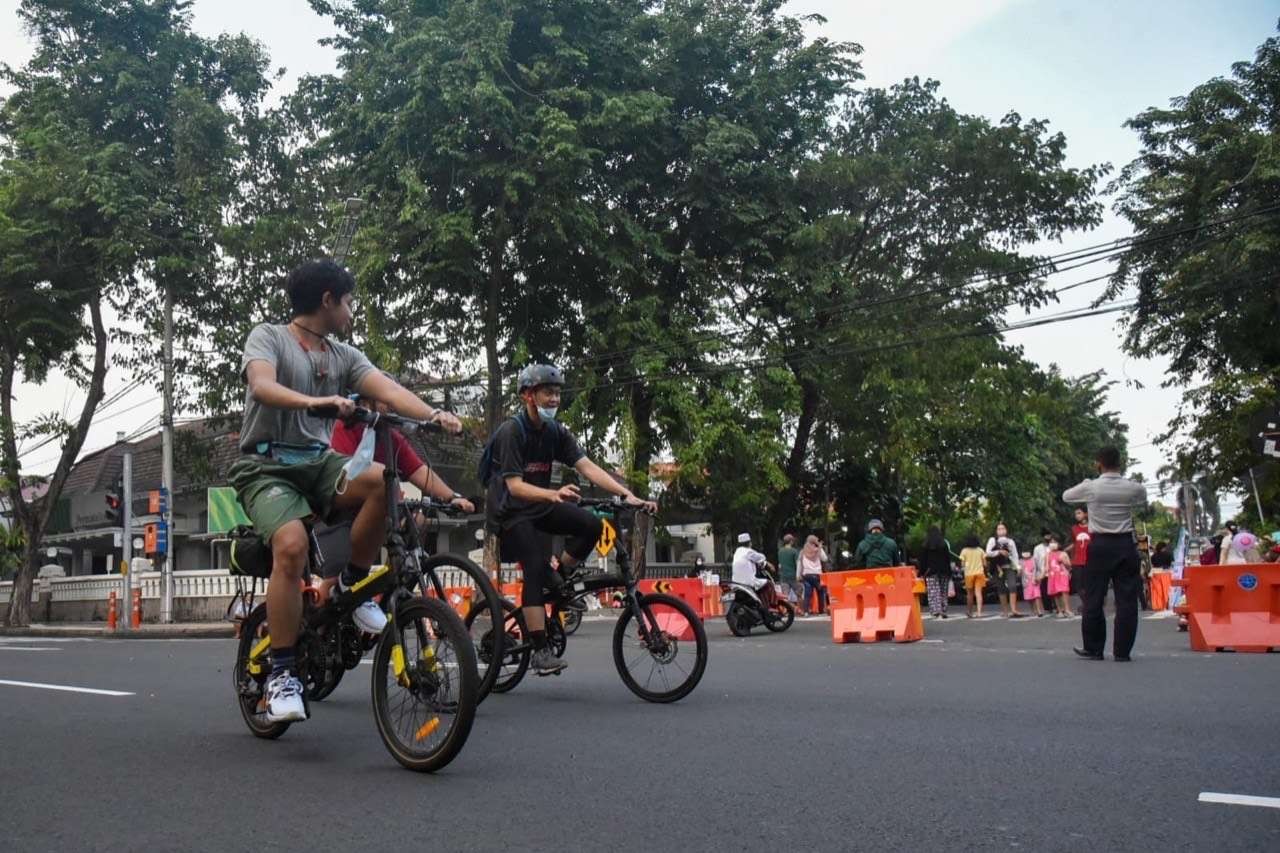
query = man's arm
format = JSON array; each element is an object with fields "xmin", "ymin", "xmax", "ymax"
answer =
[
  {"xmin": 574, "ymin": 458, "xmax": 658, "ymax": 513},
  {"xmin": 408, "ymin": 465, "xmax": 475, "ymax": 513},
  {"xmin": 246, "ymin": 360, "xmax": 353, "ymax": 416},
  {"xmin": 1062, "ymin": 479, "xmax": 1094, "ymax": 504},
  {"xmin": 354, "ymin": 371, "xmax": 461, "ymax": 433}
]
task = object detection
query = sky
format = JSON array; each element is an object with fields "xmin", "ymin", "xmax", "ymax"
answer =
[{"xmin": 5, "ymin": 0, "xmax": 1279, "ymax": 514}]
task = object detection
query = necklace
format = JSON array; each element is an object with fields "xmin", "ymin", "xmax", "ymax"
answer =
[{"xmin": 289, "ymin": 321, "xmax": 331, "ymax": 381}]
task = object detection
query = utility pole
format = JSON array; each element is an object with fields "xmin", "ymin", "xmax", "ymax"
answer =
[
  {"xmin": 160, "ymin": 283, "xmax": 175, "ymax": 622},
  {"xmin": 121, "ymin": 451, "xmax": 133, "ymax": 633}
]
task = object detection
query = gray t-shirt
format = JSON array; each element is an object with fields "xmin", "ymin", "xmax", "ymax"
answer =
[{"xmin": 238, "ymin": 323, "xmax": 375, "ymax": 453}]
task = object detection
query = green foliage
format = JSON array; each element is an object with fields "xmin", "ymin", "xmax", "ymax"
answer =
[{"xmin": 1110, "ymin": 26, "xmax": 1280, "ymax": 514}]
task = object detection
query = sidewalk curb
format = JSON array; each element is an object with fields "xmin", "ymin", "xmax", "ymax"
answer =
[{"xmin": 0, "ymin": 624, "xmax": 236, "ymax": 639}]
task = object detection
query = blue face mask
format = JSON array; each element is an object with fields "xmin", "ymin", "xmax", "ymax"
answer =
[
  {"xmin": 537, "ymin": 405, "xmax": 558, "ymax": 423},
  {"xmin": 336, "ymin": 426, "xmax": 376, "ymax": 494}
]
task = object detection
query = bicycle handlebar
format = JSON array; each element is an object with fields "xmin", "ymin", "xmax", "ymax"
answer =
[
  {"xmin": 402, "ymin": 497, "xmax": 470, "ymax": 517},
  {"xmin": 578, "ymin": 496, "xmax": 657, "ymax": 516},
  {"xmin": 307, "ymin": 404, "xmax": 443, "ymax": 434}
]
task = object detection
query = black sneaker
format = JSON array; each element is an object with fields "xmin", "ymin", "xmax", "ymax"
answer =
[{"xmin": 532, "ymin": 648, "xmax": 567, "ymax": 676}]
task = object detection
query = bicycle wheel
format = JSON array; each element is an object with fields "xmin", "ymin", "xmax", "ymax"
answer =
[
  {"xmin": 561, "ymin": 606, "xmax": 582, "ymax": 636},
  {"xmin": 476, "ymin": 599, "xmax": 530, "ymax": 694},
  {"xmin": 371, "ymin": 596, "xmax": 478, "ymax": 772},
  {"xmin": 233, "ymin": 603, "xmax": 291, "ymax": 739},
  {"xmin": 765, "ymin": 600, "xmax": 795, "ymax": 633},
  {"xmin": 613, "ymin": 593, "xmax": 707, "ymax": 704},
  {"xmin": 420, "ymin": 553, "xmax": 504, "ymax": 703}
]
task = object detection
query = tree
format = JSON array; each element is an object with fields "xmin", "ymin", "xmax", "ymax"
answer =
[
  {"xmin": 0, "ymin": 0, "xmax": 270, "ymax": 625},
  {"xmin": 740, "ymin": 77, "xmax": 1106, "ymax": 547},
  {"xmin": 1109, "ymin": 26, "xmax": 1280, "ymax": 518}
]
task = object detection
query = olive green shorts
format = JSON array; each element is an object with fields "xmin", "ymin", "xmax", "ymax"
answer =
[{"xmin": 227, "ymin": 451, "xmax": 350, "ymax": 544}]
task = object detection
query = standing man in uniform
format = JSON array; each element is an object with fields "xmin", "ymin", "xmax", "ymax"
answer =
[{"xmin": 1062, "ymin": 446, "xmax": 1148, "ymax": 662}]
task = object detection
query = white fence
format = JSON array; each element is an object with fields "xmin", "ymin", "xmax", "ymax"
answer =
[{"xmin": 0, "ymin": 570, "xmax": 246, "ymax": 605}]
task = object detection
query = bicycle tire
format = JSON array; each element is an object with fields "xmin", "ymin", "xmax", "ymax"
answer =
[
  {"xmin": 371, "ymin": 596, "xmax": 478, "ymax": 772},
  {"xmin": 419, "ymin": 553, "xmax": 504, "ymax": 703},
  {"xmin": 612, "ymin": 592, "xmax": 707, "ymax": 704},
  {"xmin": 233, "ymin": 603, "xmax": 291, "ymax": 739},
  {"xmin": 480, "ymin": 599, "xmax": 531, "ymax": 694},
  {"xmin": 765, "ymin": 600, "xmax": 795, "ymax": 633}
]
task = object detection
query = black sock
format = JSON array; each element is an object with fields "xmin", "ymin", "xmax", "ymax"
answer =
[
  {"xmin": 530, "ymin": 629, "xmax": 547, "ymax": 651},
  {"xmin": 340, "ymin": 563, "xmax": 368, "ymax": 590},
  {"xmin": 270, "ymin": 646, "xmax": 296, "ymax": 676}
]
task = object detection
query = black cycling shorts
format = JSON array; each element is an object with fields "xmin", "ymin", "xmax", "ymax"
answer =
[{"xmin": 502, "ymin": 503, "xmax": 603, "ymax": 607}]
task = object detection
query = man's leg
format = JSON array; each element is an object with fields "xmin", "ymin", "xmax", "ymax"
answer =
[
  {"xmin": 266, "ymin": 519, "xmax": 309, "ymax": 655},
  {"xmin": 1111, "ymin": 544, "xmax": 1141, "ymax": 659},
  {"xmin": 548, "ymin": 503, "xmax": 604, "ymax": 574},
  {"xmin": 330, "ymin": 463, "xmax": 388, "ymax": 573},
  {"xmin": 1079, "ymin": 556, "xmax": 1109, "ymax": 655}
]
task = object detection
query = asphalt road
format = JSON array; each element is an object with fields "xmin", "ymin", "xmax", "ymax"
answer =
[{"xmin": 1, "ymin": 609, "xmax": 1277, "ymax": 852}]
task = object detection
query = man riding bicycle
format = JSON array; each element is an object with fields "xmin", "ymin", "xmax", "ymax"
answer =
[
  {"xmin": 484, "ymin": 364, "xmax": 656, "ymax": 676},
  {"xmin": 229, "ymin": 259, "xmax": 462, "ymax": 723}
]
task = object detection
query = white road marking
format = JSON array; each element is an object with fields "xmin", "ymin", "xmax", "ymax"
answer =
[
  {"xmin": 1198, "ymin": 792, "xmax": 1280, "ymax": 810},
  {"xmin": 0, "ymin": 646, "xmax": 61, "ymax": 652},
  {"xmin": 0, "ymin": 678, "xmax": 134, "ymax": 697},
  {"xmin": 0, "ymin": 637, "xmax": 92, "ymax": 644}
]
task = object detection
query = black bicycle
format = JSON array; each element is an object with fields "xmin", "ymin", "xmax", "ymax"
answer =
[
  {"xmin": 232, "ymin": 406, "xmax": 479, "ymax": 772},
  {"xmin": 474, "ymin": 498, "xmax": 708, "ymax": 703}
]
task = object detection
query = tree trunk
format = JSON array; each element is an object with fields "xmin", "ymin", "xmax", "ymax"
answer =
[
  {"xmin": 482, "ymin": 253, "xmax": 505, "ymax": 433},
  {"xmin": 4, "ymin": 295, "xmax": 109, "ymax": 627},
  {"xmin": 627, "ymin": 382, "xmax": 656, "ymax": 497},
  {"xmin": 765, "ymin": 372, "xmax": 821, "ymax": 549}
]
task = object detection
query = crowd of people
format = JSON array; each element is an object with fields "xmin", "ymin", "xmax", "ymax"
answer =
[{"xmin": 766, "ymin": 511, "xmax": 1279, "ymax": 622}]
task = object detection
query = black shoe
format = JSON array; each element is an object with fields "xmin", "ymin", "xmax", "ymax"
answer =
[
  {"xmin": 1073, "ymin": 647, "xmax": 1104, "ymax": 660},
  {"xmin": 1114, "ymin": 655, "xmax": 1132, "ymax": 662},
  {"xmin": 532, "ymin": 648, "xmax": 567, "ymax": 676}
]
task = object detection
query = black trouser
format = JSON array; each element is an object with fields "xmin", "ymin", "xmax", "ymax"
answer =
[
  {"xmin": 1080, "ymin": 533, "xmax": 1140, "ymax": 658},
  {"xmin": 502, "ymin": 504, "xmax": 603, "ymax": 607}
]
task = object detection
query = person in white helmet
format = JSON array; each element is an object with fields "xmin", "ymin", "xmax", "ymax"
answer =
[{"xmin": 731, "ymin": 532, "xmax": 777, "ymax": 604}]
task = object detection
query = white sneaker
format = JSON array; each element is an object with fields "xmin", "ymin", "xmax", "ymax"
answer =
[
  {"xmin": 265, "ymin": 671, "xmax": 307, "ymax": 723},
  {"xmin": 352, "ymin": 599, "xmax": 387, "ymax": 634}
]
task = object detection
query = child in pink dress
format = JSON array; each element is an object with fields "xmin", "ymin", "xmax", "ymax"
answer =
[
  {"xmin": 1046, "ymin": 537, "xmax": 1074, "ymax": 617},
  {"xmin": 1020, "ymin": 551, "xmax": 1043, "ymax": 617}
]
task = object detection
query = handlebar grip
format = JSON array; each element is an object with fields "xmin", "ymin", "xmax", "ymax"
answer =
[{"xmin": 308, "ymin": 404, "xmax": 342, "ymax": 419}]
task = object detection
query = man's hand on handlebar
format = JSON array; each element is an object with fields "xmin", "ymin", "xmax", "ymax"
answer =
[
  {"xmin": 311, "ymin": 395, "xmax": 356, "ymax": 418},
  {"xmin": 431, "ymin": 410, "xmax": 463, "ymax": 435},
  {"xmin": 623, "ymin": 493, "xmax": 658, "ymax": 515},
  {"xmin": 551, "ymin": 484, "xmax": 581, "ymax": 504},
  {"xmin": 450, "ymin": 495, "xmax": 476, "ymax": 514}
]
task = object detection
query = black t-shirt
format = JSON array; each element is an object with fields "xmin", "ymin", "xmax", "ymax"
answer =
[{"xmin": 485, "ymin": 413, "xmax": 586, "ymax": 529}]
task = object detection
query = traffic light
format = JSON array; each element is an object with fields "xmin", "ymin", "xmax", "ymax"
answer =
[{"xmin": 105, "ymin": 477, "xmax": 123, "ymax": 525}]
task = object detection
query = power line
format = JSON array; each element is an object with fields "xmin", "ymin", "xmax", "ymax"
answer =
[
  {"xmin": 568, "ymin": 202, "xmax": 1280, "ymax": 372},
  {"xmin": 564, "ymin": 272, "xmax": 1273, "ymax": 394}
]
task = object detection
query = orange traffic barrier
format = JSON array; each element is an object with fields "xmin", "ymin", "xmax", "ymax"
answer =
[
  {"xmin": 820, "ymin": 567, "xmax": 924, "ymax": 644},
  {"xmin": 107, "ymin": 590, "xmax": 118, "ymax": 631},
  {"xmin": 130, "ymin": 588, "xmax": 143, "ymax": 629},
  {"xmin": 700, "ymin": 583, "xmax": 724, "ymax": 618},
  {"xmin": 1171, "ymin": 564, "xmax": 1280, "ymax": 653},
  {"xmin": 500, "ymin": 581, "xmax": 524, "ymax": 604},
  {"xmin": 637, "ymin": 578, "xmax": 704, "ymax": 640},
  {"xmin": 429, "ymin": 586, "xmax": 473, "ymax": 619}
]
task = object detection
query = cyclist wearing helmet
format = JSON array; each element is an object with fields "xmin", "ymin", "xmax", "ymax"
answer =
[{"xmin": 485, "ymin": 364, "xmax": 657, "ymax": 675}]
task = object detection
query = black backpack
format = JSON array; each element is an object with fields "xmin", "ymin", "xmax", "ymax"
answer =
[{"xmin": 477, "ymin": 413, "xmax": 563, "ymax": 489}]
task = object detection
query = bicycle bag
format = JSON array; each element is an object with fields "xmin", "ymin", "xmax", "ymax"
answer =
[{"xmin": 228, "ymin": 525, "xmax": 273, "ymax": 579}]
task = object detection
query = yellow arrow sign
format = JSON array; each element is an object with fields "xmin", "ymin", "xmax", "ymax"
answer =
[{"xmin": 595, "ymin": 519, "xmax": 617, "ymax": 557}]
